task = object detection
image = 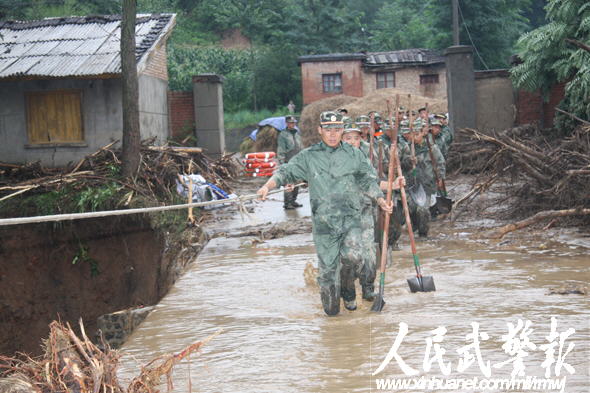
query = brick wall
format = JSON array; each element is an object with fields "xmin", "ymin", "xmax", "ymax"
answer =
[
  {"xmin": 168, "ymin": 91, "xmax": 194, "ymax": 139},
  {"xmin": 516, "ymin": 82, "xmax": 565, "ymax": 127},
  {"xmin": 141, "ymin": 41, "xmax": 169, "ymax": 81},
  {"xmin": 300, "ymin": 60, "xmax": 364, "ymax": 105},
  {"xmin": 361, "ymin": 64, "xmax": 447, "ymax": 101}
]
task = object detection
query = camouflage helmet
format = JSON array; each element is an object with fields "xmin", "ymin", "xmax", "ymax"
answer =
[
  {"xmin": 368, "ymin": 111, "xmax": 383, "ymax": 125},
  {"xmin": 285, "ymin": 115, "xmax": 297, "ymax": 123},
  {"xmin": 355, "ymin": 115, "xmax": 370, "ymax": 126},
  {"xmin": 319, "ymin": 111, "xmax": 344, "ymax": 128},
  {"xmin": 343, "ymin": 121, "xmax": 361, "ymax": 134}
]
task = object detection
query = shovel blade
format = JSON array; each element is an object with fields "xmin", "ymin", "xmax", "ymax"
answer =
[
  {"xmin": 370, "ymin": 295, "xmax": 386, "ymax": 312},
  {"xmin": 408, "ymin": 183, "xmax": 427, "ymax": 207},
  {"xmin": 407, "ymin": 275, "xmax": 436, "ymax": 293},
  {"xmin": 435, "ymin": 196, "xmax": 453, "ymax": 214}
]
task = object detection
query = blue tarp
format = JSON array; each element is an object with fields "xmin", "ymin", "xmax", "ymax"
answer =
[{"xmin": 248, "ymin": 116, "xmax": 300, "ymax": 141}]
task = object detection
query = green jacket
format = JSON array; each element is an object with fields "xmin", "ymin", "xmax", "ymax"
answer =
[
  {"xmin": 277, "ymin": 128, "xmax": 303, "ymax": 164},
  {"xmin": 272, "ymin": 141, "xmax": 384, "ymax": 232},
  {"xmin": 436, "ymin": 125, "xmax": 453, "ymax": 158}
]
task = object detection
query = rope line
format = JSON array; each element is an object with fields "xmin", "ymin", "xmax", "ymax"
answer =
[{"xmin": 0, "ymin": 183, "xmax": 305, "ymax": 227}]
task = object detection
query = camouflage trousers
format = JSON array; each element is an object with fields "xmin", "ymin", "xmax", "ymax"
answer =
[
  {"xmin": 357, "ymin": 201, "xmax": 378, "ymax": 292},
  {"xmin": 387, "ymin": 198, "xmax": 405, "ymax": 246},
  {"xmin": 312, "ymin": 214, "xmax": 363, "ymax": 315}
]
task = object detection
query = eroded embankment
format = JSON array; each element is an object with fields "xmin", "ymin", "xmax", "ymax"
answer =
[{"xmin": 0, "ymin": 214, "xmax": 206, "ymax": 356}]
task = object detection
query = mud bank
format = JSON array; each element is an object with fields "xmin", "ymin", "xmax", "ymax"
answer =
[{"xmin": 0, "ymin": 214, "xmax": 206, "ymax": 356}]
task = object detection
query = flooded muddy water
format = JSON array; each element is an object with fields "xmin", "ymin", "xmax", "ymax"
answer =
[{"xmin": 118, "ymin": 187, "xmax": 590, "ymax": 392}]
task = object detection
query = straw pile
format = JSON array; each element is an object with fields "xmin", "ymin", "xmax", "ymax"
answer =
[
  {"xmin": 0, "ymin": 320, "xmax": 214, "ymax": 393},
  {"xmin": 299, "ymin": 89, "xmax": 447, "ymax": 146},
  {"xmin": 239, "ymin": 125, "xmax": 280, "ymax": 154},
  {"xmin": 344, "ymin": 88, "xmax": 447, "ymax": 118},
  {"xmin": 300, "ymin": 95, "xmax": 357, "ymax": 146}
]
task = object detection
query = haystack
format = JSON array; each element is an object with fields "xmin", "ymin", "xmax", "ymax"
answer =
[
  {"xmin": 300, "ymin": 95, "xmax": 357, "ymax": 146},
  {"xmin": 345, "ymin": 88, "xmax": 447, "ymax": 119},
  {"xmin": 299, "ymin": 89, "xmax": 448, "ymax": 146},
  {"xmin": 238, "ymin": 125, "xmax": 280, "ymax": 154}
]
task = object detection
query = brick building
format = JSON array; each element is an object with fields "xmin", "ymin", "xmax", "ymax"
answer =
[{"xmin": 298, "ymin": 48, "xmax": 447, "ymax": 105}]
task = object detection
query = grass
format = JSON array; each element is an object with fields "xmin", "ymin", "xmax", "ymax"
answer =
[{"xmin": 224, "ymin": 108, "xmax": 299, "ymax": 130}]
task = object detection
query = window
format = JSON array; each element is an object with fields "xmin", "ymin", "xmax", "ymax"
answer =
[
  {"xmin": 26, "ymin": 90, "xmax": 84, "ymax": 144},
  {"xmin": 376, "ymin": 72, "xmax": 395, "ymax": 89},
  {"xmin": 322, "ymin": 73, "xmax": 342, "ymax": 93},
  {"xmin": 420, "ymin": 74, "xmax": 439, "ymax": 85}
]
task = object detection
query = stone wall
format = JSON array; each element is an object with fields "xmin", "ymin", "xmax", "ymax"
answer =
[{"xmin": 475, "ymin": 70, "xmax": 516, "ymax": 132}]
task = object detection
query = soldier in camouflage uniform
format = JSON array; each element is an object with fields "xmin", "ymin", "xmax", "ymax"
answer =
[
  {"xmin": 356, "ymin": 115, "xmax": 371, "ymax": 142},
  {"xmin": 399, "ymin": 119, "xmax": 446, "ymax": 237},
  {"xmin": 341, "ymin": 121, "xmax": 405, "ymax": 300},
  {"xmin": 434, "ymin": 113, "xmax": 454, "ymax": 159},
  {"xmin": 429, "ymin": 118, "xmax": 452, "ymax": 159},
  {"xmin": 277, "ymin": 115, "xmax": 303, "ymax": 209},
  {"xmin": 257, "ymin": 112, "xmax": 392, "ymax": 316}
]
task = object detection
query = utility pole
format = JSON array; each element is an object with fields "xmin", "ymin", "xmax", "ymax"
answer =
[
  {"xmin": 121, "ymin": 0, "xmax": 140, "ymax": 177},
  {"xmin": 452, "ymin": 0, "xmax": 460, "ymax": 46}
]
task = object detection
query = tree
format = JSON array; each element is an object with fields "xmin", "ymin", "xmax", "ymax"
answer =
[
  {"xmin": 121, "ymin": 0, "xmax": 140, "ymax": 177},
  {"xmin": 511, "ymin": 0, "xmax": 590, "ymax": 130}
]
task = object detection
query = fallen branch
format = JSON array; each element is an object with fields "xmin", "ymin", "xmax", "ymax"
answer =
[
  {"xmin": 145, "ymin": 146, "xmax": 203, "ymax": 154},
  {"xmin": 555, "ymin": 107, "xmax": 590, "ymax": 125},
  {"xmin": 489, "ymin": 208, "xmax": 590, "ymax": 239}
]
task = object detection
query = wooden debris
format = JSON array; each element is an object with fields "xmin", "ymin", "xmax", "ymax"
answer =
[{"xmin": 489, "ymin": 208, "xmax": 590, "ymax": 239}]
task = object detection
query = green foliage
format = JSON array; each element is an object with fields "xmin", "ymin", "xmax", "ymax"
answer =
[
  {"xmin": 224, "ymin": 108, "xmax": 287, "ymax": 130},
  {"xmin": 72, "ymin": 242, "xmax": 100, "ymax": 277},
  {"xmin": 511, "ymin": 0, "xmax": 590, "ymax": 130},
  {"xmin": 75, "ymin": 182, "xmax": 121, "ymax": 212}
]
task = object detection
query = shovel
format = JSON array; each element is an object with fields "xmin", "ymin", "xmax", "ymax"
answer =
[
  {"xmin": 371, "ymin": 124, "xmax": 398, "ymax": 312},
  {"xmin": 392, "ymin": 122, "xmax": 436, "ymax": 293}
]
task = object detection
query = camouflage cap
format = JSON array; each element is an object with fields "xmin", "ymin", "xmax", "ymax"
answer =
[
  {"xmin": 397, "ymin": 106, "xmax": 406, "ymax": 113},
  {"xmin": 418, "ymin": 106, "xmax": 427, "ymax": 112},
  {"xmin": 431, "ymin": 119, "xmax": 442, "ymax": 126},
  {"xmin": 355, "ymin": 115, "xmax": 370, "ymax": 125},
  {"xmin": 434, "ymin": 113, "xmax": 447, "ymax": 119},
  {"xmin": 285, "ymin": 115, "xmax": 297, "ymax": 123},
  {"xmin": 320, "ymin": 111, "xmax": 344, "ymax": 128},
  {"xmin": 343, "ymin": 121, "xmax": 361, "ymax": 134},
  {"xmin": 368, "ymin": 111, "xmax": 383, "ymax": 124},
  {"xmin": 413, "ymin": 118, "xmax": 425, "ymax": 129}
]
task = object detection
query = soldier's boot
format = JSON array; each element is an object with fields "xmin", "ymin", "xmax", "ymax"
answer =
[
  {"xmin": 416, "ymin": 206, "xmax": 431, "ymax": 237},
  {"xmin": 340, "ymin": 271, "xmax": 357, "ymax": 311},
  {"xmin": 291, "ymin": 201, "xmax": 303, "ymax": 208},
  {"xmin": 320, "ymin": 285, "xmax": 340, "ymax": 316},
  {"xmin": 362, "ymin": 284, "xmax": 376, "ymax": 301}
]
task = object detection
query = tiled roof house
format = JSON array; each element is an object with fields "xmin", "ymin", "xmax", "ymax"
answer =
[{"xmin": 0, "ymin": 14, "xmax": 176, "ymax": 166}]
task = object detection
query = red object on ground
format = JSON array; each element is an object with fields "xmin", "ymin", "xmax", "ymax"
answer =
[
  {"xmin": 245, "ymin": 152, "xmax": 276, "ymax": 160},
  {"xmin": 245, "ymin": 161, "xmax": 277, "ymax": 169}
]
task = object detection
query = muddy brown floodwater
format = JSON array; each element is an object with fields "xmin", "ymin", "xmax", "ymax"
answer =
[{"xmin": 118, "ymin": 183, "xmax": 590, "ymax": 392}]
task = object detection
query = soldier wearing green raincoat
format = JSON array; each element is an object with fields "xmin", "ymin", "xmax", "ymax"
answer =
[
  {"xmin": 399, "ymin": 119, "xmax": 446, "ymax": 237},
  {"xmin": 257, "ymin": 112, "xmax": 393, "ymax": 316},
  {"xmin": 277, "ymin": 115, "xmax": 303, "ymax": 209},
  {"xmin": 430, "ymin": 117, "xmax": 453, "ymax": 159},
  {"xmin": 341, "ymin": 121, "xmax": 405, "ymax": 301}
]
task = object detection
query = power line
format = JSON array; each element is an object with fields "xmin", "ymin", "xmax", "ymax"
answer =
[{"xmin": 457, "ymin": 0, "xmax": 489, "ymax": 70}]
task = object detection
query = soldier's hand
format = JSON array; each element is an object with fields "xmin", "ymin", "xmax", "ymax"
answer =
[
  {"xmin": 257, "ymin": 185, "xmax": 269, "ymax": 201},
  {"xmin": 285, "ymin": 183, "xmax": 295, "ymax": 192},
  {"xmin": 377, "ymin": 198, "xmax": 393, "ymax": 214},
  {"xmin": 437, "ymin": 179, "xmax": 444, "ymax": 189},
  {"xmin": 394, "ymin": 176, "xmax": 406, "ymax": 190}
]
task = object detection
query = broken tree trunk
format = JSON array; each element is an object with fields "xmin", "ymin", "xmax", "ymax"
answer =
[{"xmin": 489, "ymin": 208, "xmax": 590, "ymax": 239}]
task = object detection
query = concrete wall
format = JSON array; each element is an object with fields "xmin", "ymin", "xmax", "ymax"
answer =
[
  {"xmin": 0, "ymin": 74, "xmax": 169, "ymax": 167},
  {"xmin": 138, "ymin": 74, "xmax": 169, "ymax": 143},
  {"xmin": 474, "ymin": 70, "xmax": 516, "ymax": 132},
  {"xmin": 361, "ymin": 64, "xmax": 447, "ymax": 100},
  {"xmin": 300, "ymin": 60, "xmax": 364, "ymax": 105},
  {"xmin": 0, "ymin": 78, "xmax": 123, "ymax": 166}
]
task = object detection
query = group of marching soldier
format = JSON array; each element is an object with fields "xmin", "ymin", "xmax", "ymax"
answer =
[{"xmin": 257, "ymin": 107, "xmax": 453, "ymax": 316}]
